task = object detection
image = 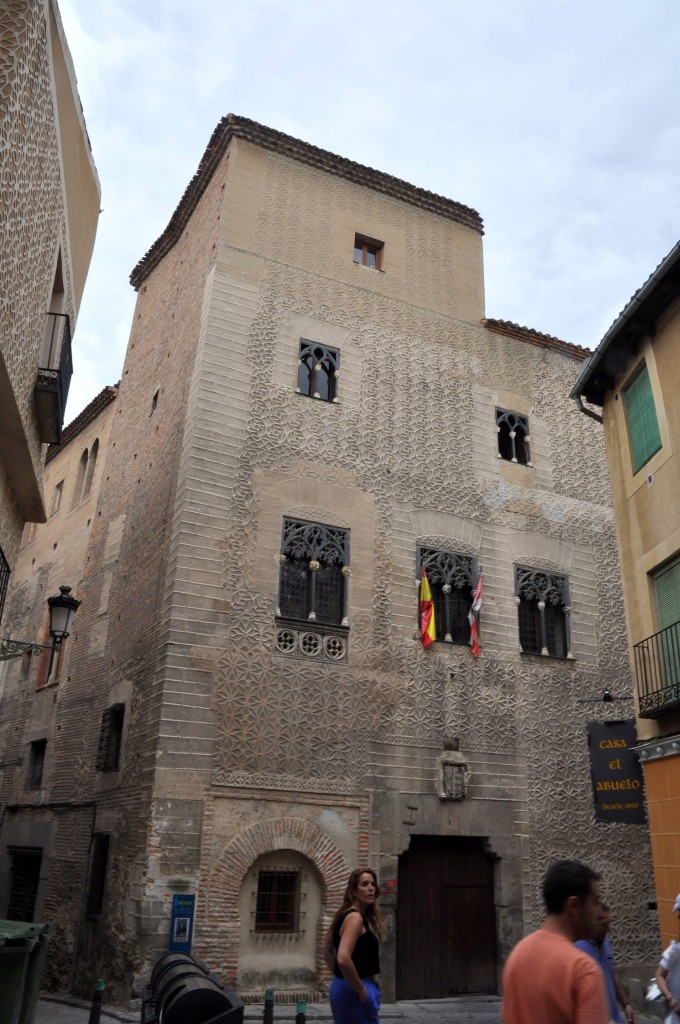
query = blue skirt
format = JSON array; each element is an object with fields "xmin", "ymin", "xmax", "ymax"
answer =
[{"xmin": 329, "ymin": 977, "xmax": 380, "ymax": 1024}]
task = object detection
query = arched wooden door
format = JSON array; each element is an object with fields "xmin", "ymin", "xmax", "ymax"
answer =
[{"xmin": 396, "ymin": 836, "xmax": 497, "ymax": 999}]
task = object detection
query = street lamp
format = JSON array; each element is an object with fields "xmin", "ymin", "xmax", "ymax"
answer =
[{"xmin": 0, "ymin": 585, "xmax": 81, "ymax": 662}]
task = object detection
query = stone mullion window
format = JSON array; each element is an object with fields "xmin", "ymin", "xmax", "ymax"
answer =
[
  {"xmin": 515, "ymin": 566, "xmax": 572, "ymax": 659},
  {"xmin": 278, "ymin": 519, "xmax": 350, "ymax": 627},
  {"xmin": 496, "ymin": 409, "xmax": 532, "ymax": 466},
  {"xmin": 418, "ymin": 548, "xmax": 477, "ymax": 644},
  {"xmin": 296, "ymin": 340, "xmax": 340, "ymax": 402}
]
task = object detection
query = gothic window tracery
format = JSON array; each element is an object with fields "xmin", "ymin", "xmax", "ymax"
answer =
[
  {"xmin": 296, "ymin": 340, "xmax": 340, "ymax": 402},
  {"xmin": 419, "ymin": 548, "xmax": 477, "ymax": 644},
  {"xmin": 278, "ymin": 519, "xmax": 349, "ymax": 627},
  {"xmin": 496, "ymin": 409, "xmax": 531, "ymax": 466},
  {"xmin": 515, "ymin": 566, "xmax": 572, "ymax": 659}
]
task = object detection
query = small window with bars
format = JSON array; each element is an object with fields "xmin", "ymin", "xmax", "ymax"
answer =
[
  {"xmin": 296, "ymin": 340, "xmax": 340, "ymax": 403},
  {"xmin": 496, "ymin": 409, "xmax": 531, "ymax": 466},
  {"xmin": 515, "ymin": 566, "xmax": 572, "ymax": 659},
  {"xmin": 86, "ymin": 833, "xmax": 110, "ymax": 921},
  {"xmin": 255, "ymin": 870, "xmax": 300, "ymax": 932},
  {"xmin": 27, "ymin": 740, "xmax": 46, "ymax": 790},
  {"xmin": 96, "ymin": 704, "xmax": 125, "ymax": 773},
  {"xmin": 277, "ymin": 519, "xmax": 349, "ymax": 627},
  {"xmin": 624, "ymin": 363, "xmax": 662, "ymax": 474},
  {"xmin": 0, "ymin": 546, "xmax": 9, "ymax": 626}
]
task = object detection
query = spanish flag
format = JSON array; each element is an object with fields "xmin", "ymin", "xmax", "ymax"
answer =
[
  {"xmin": 420, "ymin": 568, "xmax": 436, "ymax": 648},
  {"xmin": 468, "ymin": 575, "xmax": 483, "ymax": 657}
]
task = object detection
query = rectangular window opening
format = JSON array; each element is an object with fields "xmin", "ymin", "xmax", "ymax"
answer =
[
  {"xmin": 255, "ymin": 870, "xmax": 300, "ymax": 932},
  {"xmin": 7, "ymin": 847, "xmax": 42, "ymax": 921},
  {"xmin": 353, "ymin": 233, "xmax": 383, "ymax": 270},
  {"xmin": 27, "ymin": 739, "xmax": 46, "ymax": 790},
  {"xmin": 86, "ymin": 834, "xmax": 110, "ymax": 921},
  {"xmin": 96, "ymin": 704, "xmax": 125, "ymax": 773},
  {"xmin": 624, "ymin": 363, "xmax": 662, "ymax": 474}
]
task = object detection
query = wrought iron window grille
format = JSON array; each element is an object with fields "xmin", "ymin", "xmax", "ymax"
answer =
[
  {"xmin": 0, "ymin": 547, "xmax": 9, "ymax": 626},
  {"xmin": 96, "ymin": 704, "xmax": 125, "ymax": 772},
  {"xmin": 514, "ymin": 566, "xmax": 573, "ymax": 659},
  {"xmin": 277, "ymin": 519, "xmax": 350, "ymax": 628},
  {"xmin": 255, "ymin": 870, "xmax": 301, "ymax": 933},
  {"xmin": 496, "ymin": 409, "xmax": 532, "ymax": 466},
  {"xmin": 418, "ymin": 548, "xmax": 478, "ymax": 644},
  {"xmin": 634, "ymin": 620, "xmax": 680, "ymax": 717},
  {"xmin": 296, "ymin": 340, "xmax": 340, "ymax": 402}
]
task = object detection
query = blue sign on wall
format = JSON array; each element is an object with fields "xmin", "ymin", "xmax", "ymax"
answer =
[{"xmin": 169, "ymin": 893, "xmax": 196, "ymax": 953}]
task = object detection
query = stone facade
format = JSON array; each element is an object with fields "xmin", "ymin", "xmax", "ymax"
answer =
[
  {"xmin": 0, "ymin": 0, "xmax": 100, "ymax": 600},
  {"xmin": 0, "ymin": 117, "xmax": 657, "ymax": 1003}
]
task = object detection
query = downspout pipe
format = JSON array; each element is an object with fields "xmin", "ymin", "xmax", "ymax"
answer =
[{"xmin": 573, "ymin": 394, "xmax": 603, "ymax": 425}]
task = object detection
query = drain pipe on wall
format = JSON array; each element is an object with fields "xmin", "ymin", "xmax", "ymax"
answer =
[{"xmin": 573, "ymin": 394, "xmax": 603, "ymax": 425}]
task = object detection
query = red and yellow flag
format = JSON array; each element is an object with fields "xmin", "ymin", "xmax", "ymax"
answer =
[
  {"xmin": 419, "ymin": 568, "xmax": 436, "ymax": 647},
  {"xmin": 468, "ymin": 575, "xmax": 483, "ymax": 657}
]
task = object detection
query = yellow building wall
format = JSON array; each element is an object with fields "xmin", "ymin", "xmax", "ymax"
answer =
[{"xmin": 644, "ymin": 754, "xmax": 680, "ymax": 947}]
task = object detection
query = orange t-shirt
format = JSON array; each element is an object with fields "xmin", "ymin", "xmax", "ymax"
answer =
[{"xmin": 502, "ymin": 927, "xmax": 608, "ymax": 1024}]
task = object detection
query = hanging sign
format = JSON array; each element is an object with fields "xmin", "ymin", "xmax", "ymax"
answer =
[
  {"xmin": 587, "ymin": 719, "xmax": 645, "ymax": 824},
  {"xmin": 169, "ymin": 893, "xmax": 195, "ymax": 953}
]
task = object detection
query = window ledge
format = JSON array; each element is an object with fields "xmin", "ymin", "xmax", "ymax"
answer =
[{"xmin": 520, "ymin": 651, "xmax": 576, "ymax": 665}]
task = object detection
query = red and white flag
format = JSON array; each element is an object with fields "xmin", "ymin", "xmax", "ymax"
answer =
[{"xmin": 468, "ymin": 575, "xmax": 483, "ymax": 657}]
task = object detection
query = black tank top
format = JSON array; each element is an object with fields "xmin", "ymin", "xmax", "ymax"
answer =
[{"xmin": 332, "ymin": 909, "xmax": 380, "ymax": 978}]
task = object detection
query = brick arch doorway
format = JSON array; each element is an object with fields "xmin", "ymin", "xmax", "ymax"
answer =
[{"xmin": 396, "ymin": 835, "xmax": 497, "ymax": 999}]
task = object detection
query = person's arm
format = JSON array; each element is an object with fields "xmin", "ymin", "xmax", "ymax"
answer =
[
  {"xmin": 336, "ymin": 913, "xmax": 369, "ymax": 1003},
  {"xmin": 613, "ymin": 970, "xmax": 636, "ymax": 1024},
  {"xmin": 656, "ymin": 965, "xmax": 680, "ymax": 1016},
  {"xmin": 575, "ymin": 963, "xmax": 609, "ymax": 1024},
  {"xmin": 323, "ymin": 924, "xmax": 336, "ymax": 974}
]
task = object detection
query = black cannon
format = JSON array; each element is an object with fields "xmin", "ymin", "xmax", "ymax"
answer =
[{"xmin": 141, "ymin": 952, "xmax": 244, "ymax": 1024}]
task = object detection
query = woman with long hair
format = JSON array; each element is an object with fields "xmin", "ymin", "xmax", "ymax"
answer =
[{"xmin": 323, "ymin": 868, "xmax": 383, "ymax": 1024}]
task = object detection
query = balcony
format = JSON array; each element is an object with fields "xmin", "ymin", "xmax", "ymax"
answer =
[
  {"xmin": 634, "ymin": 620, "xmax": 680, "ymax": 717},
  {"xmin": 33, "ymin": 313, "xmax": 73, "ymax": 444}
]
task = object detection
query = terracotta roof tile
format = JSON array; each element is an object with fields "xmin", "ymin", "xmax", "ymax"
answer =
[
  {"xmin": 130, "ymin": 115, "xmax": 483, "ymax": 289},
  {"xmin": 482, "ymin": 318, "xmax": 590, "ymax": 361},
  {"xmin": 45, "ymin": 384, "xmax": 119, "ymax": 463}
]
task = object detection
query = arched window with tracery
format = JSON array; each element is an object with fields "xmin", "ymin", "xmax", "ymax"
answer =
[
  {"xmin": 419, "ymin": 548, "xmax": 477, "ymax": 644},
  {"xmin": 83, "ymin": 438, "xmax": 99, "ymax": 498},
  {"xmin": 515, "ymin": 566, "xmax": 572, "ymax": 658},
  {"xmin": 496, "ymin": 409, "xmax": 531, "ymax": 466},
  {"xmin": 71, "ymin": 448, "xmax": 88, "ymax": 508},
  {"xmin": 277, "ymin": 519, "xmax": 349, "ymax": 627},
  {"xmin": 296, "ymin": 340, "xmax": 340, "ymax": 403}
]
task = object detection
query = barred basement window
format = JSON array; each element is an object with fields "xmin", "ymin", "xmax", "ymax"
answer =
[
  {"xmin": 255, "ymin": 870, "xmax": 300, "ymax": 932},
  {"xmin": 96, "ymin": 704, "xmax": 125, "ymax": 772},
  {"xmin": 0, "ymin": 546, "xmax": 9, "ymax": 625},
  {"xmin": 496, "ymin": 409, "xmax": 532, "ymax": 466},
  {"xmin": 418, "ymin": 548, "xmax": 477, "ymax": 644},
  {"xmin": 27, "ymin": 740, "xmax": 46, "ymax": 790},
  {"xmin": 515, "ymin": 567, "xmax": 572, "ymax": 659},
  {"xmin": 7, "ymin": 848, "xmax": 42, "ymax": 921},
  {"xmin": 86, "ymin": 833, "xmax": 110, "ymax": 921},
  {"xmin": 277, "ymin": 519, "xmax": 349, "ymax": 627},
  {"xmin": 296, "ymin": 340, "xmax": 340, "ymax": 402}
]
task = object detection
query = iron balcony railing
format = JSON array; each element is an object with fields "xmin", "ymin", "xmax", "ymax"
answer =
[
  {"xmin": 34, "ymin": 313, "xmax": 73, "ymax": 444},
  {"xmin": 634, "ymin": 620, "xmax": 680, "ymax": 717}
]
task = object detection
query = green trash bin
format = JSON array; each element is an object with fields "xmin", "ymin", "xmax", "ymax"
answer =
[{"xmin": 0, "ymin": 921, "xmax": 53, "ymax": 1024}]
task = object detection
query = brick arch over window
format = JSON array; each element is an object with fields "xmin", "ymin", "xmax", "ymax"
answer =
[{"xmin": 194, "ymin": 816, "xmax": 352, "ymax": 985}]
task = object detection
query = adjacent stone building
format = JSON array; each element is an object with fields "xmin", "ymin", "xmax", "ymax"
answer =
[
  {"xmin": 0, "ymin": 0, "xmax": 100, "ymax": 622},
  {"xmin": 0, "ymin": 116, "xmax": 657, "ymax": 1002},
  {"xmin": 572, "ymin": 241, "xmax": 680, "ymax": 949}
]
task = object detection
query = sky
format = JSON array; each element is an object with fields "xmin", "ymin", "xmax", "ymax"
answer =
[{"xmin": 58, "ymin": 0, "xmax": 680, "ymax": 421}]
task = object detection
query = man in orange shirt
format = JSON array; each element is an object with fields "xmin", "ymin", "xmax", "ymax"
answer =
[{"xmin": 502, "ymin": 860, "xmax": 608, "ymax": 1024}]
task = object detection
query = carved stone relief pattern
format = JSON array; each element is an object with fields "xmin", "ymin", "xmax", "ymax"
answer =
[
  {"xmin": 207, "ymin": 257, "xmax": 653, "ymax": 962},
  {"xmin": 0, "ymin": 0, "xmax": 74, "ymax": 471}
]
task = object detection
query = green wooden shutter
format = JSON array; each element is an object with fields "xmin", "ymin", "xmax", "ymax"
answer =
[
  {"xmin": 624, "ymin": 364, "xmax": 662, "ymax": 474},
  {"xmin": 654, "ymin": 558, "xmax": 680, "ymax": 630},
  {"xmin": 653, "ymin": 558, "xmax": 680, "ymax": 688}
]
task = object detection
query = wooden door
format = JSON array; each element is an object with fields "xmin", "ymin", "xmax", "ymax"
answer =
[{"xmin": 396, "ymin": 836, "xmax": 497, "ymax": 999}]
